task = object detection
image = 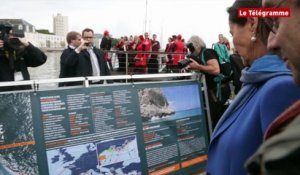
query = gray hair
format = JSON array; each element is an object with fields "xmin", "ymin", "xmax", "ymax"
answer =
[{"xmin": 187, "ymin": 35, "xmax": 206, "ymax": 49}]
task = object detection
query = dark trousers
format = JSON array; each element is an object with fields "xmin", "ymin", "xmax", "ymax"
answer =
[
  {"xmin": 148, "ymin": 58, "xmax": 159, "ymax": 74},
  {"xmin": 117, "ymin": 54, "xmax": 126, "ymax": 72},
  {"xmin": 207, "ymin": 84, "xmax": 231, "ymax": 129}
]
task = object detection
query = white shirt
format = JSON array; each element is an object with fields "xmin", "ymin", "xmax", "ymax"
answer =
[{"xmin": 87, "ymin": 47, "xmax": 100, "ymax": 81}]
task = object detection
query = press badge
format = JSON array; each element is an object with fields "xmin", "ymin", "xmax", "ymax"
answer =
[{"xmin": 14, "ymin": 72, "xmax": 24, "ymax": 81}]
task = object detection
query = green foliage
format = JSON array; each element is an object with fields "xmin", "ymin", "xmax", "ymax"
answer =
[
  {"xmin": 36, "ymin": 29, "xmax": 54, "ymax": 35},
  {"xmin": 111, "ymin": 38, "xmax": 118, "ymax": 46}
]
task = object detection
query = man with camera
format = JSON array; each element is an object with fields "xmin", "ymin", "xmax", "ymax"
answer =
[
  {"xmin": 184, "ymin": 35, "xmax": 231, "ymax": 129},
  {"xmin": 0, "ymin": 24, "xmax": 47, "ymax": 91}
]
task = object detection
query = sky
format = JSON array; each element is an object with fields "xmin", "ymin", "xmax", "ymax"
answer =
[
  {"xmin": 162, "ymin": 85, "xmax": 201, "ymax": 111},
  {"xmin": 1, "ymin": 0, "xmax": 235, "ymax": 47}
]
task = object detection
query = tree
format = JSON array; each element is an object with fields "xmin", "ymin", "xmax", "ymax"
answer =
[{"xmin": 36, "ymin": 29, "xmax": 54, "ymax": 35}]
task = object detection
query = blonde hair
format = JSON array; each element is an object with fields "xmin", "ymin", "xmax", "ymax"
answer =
[
  {"xmin": 187, "ymin": 35, "xmax": 206, "ymax": 49},
  {"xmin": 66, "ymin": 31, "xmax": 80, "ymax": 44}
]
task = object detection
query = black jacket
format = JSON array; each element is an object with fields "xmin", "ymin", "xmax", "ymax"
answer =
[
  {"xmin": 60, "ymin": 46, "xmax": 111, "ymax": 86},
  {"xmin": 100, "ymin": 37, "xmax": 112, "ymax": 50},
  {"xmin": 0, "ymin": 43, "xmax": 47, "ymax": 91},
  {"xmin": 59, "ymin": 46, "xmax": 79, "ymax": 86}
]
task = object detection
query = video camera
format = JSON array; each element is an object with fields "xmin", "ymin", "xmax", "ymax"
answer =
[
  {"xmin": 0, "ymin": 24, "xmax": 25, "ymax": 51},
  {"xmin": 178, "ymin": 42, "xmax": 197, "ymax": 69}
]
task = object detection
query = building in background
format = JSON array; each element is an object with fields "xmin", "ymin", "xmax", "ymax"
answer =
[
  {"xmin": 25, "ymin": 32, "xmax": 65, "ymax": 49},
  {"xmin": 0, "ymin": 18, "xmax": 35, "ymax": 33},
  {"xmin": 53, "ymin": 13, "xmax": 68, "ymax": 36},
  {"xmin": 0, "ymin": 18, "xmax": 66, "ymax": 50}
]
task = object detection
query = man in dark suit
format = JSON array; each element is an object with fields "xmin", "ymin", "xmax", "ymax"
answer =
[
  {"xmin": 59, "ymin": 28, "xmax": 111, "ymax": 86},
  {"xmin": 59, "ymin": 31, "xmax": 82, "ymax": 86}
]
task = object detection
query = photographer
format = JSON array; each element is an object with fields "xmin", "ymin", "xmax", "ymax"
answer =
[
  {"xmin": 185, "ymin": 35, "xmax": 231, "ymax": 129},
  {"xmin": 0, "ymin": 25, "xmax": 47, "ymax": 91}
]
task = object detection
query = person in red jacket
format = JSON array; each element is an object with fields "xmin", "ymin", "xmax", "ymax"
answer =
[
  {"xmin": 127, "ymin": 35, "xmax": 139, "ymax": 74},
  {"xmin": 172, "ymin": 34, "xmax": 185, "ymax": 73},
  {"xmin": 134, "ymin": 35, "xmax": 147, "ymax": 73},
  {"xmin": 143, "ymin": 32, "xmax": 152, "ymax": 67}
]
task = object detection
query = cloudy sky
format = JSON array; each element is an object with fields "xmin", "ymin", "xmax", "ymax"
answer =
[{"xmin": 1, "ymin": 0, "xmax": 235, "ymax": 47}]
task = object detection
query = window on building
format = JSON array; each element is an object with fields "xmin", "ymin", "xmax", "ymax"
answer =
[{"xmin": 18, "ymin": 25, "xmax": 23, "ymax": 30}]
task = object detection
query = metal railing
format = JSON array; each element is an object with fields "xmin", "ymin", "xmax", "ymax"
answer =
[
  {"xmin": 0, "ymin": 73, "xmax": 196, "ymax": 90},
  {"xmin": 105, "ymin": 50, "xmax": 188, "ymax": 75}
]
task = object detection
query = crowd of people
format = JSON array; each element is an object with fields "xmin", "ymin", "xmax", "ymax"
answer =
[
  {"xmin": 110, "ymin": 32, "xmax": 232, "ymax": 75},
  {"xmin": 111, "ymin": 32, "xmax": 189, "ymax": 74},
  {"xmin": 1, "ymin": 0, "xmax": 300, "ymax": 174}
]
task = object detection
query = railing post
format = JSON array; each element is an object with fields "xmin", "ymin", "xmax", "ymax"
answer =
[
  {"xmin": 201, "ymin": 74, "xmax": 213, "ymax": 135},
  {"xmin": 84, "ymin": 77, "xmax": 89, "ymax": 88},
  {"xmin": 125, "ymin": 52, "xmax": 129, "ymax": 83}
]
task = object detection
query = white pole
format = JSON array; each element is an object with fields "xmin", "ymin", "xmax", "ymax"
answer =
[{"xmin": 144, "ymin": 0, "xmax": 148, "ymax": 33}]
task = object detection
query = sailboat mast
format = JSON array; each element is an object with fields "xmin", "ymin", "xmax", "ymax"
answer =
[{"xmin": 144, "ymin": 0, "xmax": 148, "ymax": 33}]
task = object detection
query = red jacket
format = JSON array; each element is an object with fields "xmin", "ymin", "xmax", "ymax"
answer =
[
  {"xmin": 172, "ymin": 39, "xmax": 185, "ymax": 65},
  {"xmin": 135, "ymin": 42, "xmax": 147, "ymax": 67}
]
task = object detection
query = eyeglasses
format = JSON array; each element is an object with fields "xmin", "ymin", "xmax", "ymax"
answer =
[
  {"xmin": 83, "ymin": 36, "xmax": 94, "ymax": 39},
  {"xmin": 263, "ymin": 0, "xmax": 286, "ymax": 34}
]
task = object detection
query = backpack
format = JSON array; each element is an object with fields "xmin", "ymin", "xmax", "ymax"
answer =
[
  {"xmin": 212, "ymin": 43, "xmax": 232, "ymax": 76},
  {"xmin": 200, "ymin": 43, "xmax": 232, "ymax": 101}
]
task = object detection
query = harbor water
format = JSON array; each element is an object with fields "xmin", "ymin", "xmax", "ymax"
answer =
[{"xmin": 28, "ymin": 51, "xmax": 61, "ymax": 88}]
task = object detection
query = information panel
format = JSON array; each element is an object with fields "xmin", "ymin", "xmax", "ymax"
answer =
[
  {"xmin": 0, "ymin": 92, "xmax": 39, "ymax": 174},
  {"xmin": 135, "ymin": 82, "xmax": 209, "ymax": 175},
  {"xmin": 0, "ymin": 80, "xmax": 210, "ymax": 175}
]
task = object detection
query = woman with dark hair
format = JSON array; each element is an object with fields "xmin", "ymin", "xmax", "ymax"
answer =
[{"xmin": 207, "ymin": 0, "xmax": 300, "ymax": 174}]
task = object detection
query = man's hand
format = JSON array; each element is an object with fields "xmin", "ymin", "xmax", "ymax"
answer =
[
  {"xmin": 0, "ymin": 40, "xmax": 4, "ymax": 49},
  {"xmin": 75, "ymin": 39, "xmax": 88, "ymax": 53},
  {"xmin": 19, "ymin": 38, "xmax": 30, "ymax": 47}
]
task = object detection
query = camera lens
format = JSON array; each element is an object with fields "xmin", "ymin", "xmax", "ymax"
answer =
[
  {"xmin": 186, "ymin": 43, "xmax": 195, "ymax": 53},
  {"xmin": 178, "ymin": 59, "xmax": 191, "ymax": 69}
]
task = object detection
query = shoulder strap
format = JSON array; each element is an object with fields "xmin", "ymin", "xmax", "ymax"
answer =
[
  {"xmin": 201, "ymin": 48, "xmax": 226, "ymax": 101},
  {"xmin": 200, "ymin": 48, "xmax": 206, "ymax": 65}
]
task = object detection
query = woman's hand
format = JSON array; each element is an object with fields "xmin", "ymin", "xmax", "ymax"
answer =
[{"xmin": 188, "ymin": 58, "xmax": 200, "ymax": 70}]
